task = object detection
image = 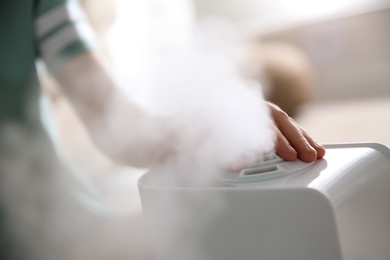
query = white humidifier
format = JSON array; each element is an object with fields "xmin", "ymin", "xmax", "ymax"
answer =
[{"xmin": 139, "ymin": 143, "xmax": 390, "ymax": 260}]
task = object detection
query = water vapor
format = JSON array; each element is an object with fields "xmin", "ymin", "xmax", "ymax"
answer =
[
  {"xmin": 122, "ymin": 21, "xmax": 276, "ymax": 175},
  {"xmin": 134, "ymin": 21, "xmax": 277, "ymax": 260}
]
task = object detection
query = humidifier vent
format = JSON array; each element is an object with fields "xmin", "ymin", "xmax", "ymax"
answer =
[{"xmin": 242, "ymin": 165, "xmax": 278, "ymax": 175}]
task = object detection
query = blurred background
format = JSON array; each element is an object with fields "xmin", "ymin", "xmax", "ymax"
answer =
[
  {"xmin": 38, "ymin": 0, "xmax": 390, "ymax": 258},
  {"xmin": 196, "ymin": 0, "xmax": 390, "ymax": 147}
]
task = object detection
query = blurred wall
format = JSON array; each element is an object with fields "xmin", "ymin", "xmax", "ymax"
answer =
[
  {"xmin": 194, "ymin": 0, "xmax": 390, "ymax": 101},
  {"xmin": 258, "ymin": 8, "xmax": 390, "ymax": 101}
]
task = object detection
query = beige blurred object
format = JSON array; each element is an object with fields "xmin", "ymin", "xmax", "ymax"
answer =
[{"xmin": 246, "ymin": 42, "xmax": 313, "ymax": 117}]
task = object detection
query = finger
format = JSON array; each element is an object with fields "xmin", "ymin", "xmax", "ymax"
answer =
[
  {"xmin": 270, "ymin": 106, "xmax": 317, "ymax": 162},
  {"xmin": 279, "ymin": 120, "xmax": 317, "ymax": 162},
  {"xmin": 275, "ymin": 126, "xmax": 298, "ymax": 161},
  {"xmin": 300, "ymin": 128, "xmax": 326, "ymax": 159}
]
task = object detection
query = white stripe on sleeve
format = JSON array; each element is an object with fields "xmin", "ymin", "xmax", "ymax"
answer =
[
  {"xmin": 39, "ymin": 21, "xmax": 96, "ymax": 63},
  {"xmin": 35, "ymin": 1, "xmax": 86, "ymax": 39}
]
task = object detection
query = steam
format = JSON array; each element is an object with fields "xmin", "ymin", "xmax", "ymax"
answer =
[
  {"xmin": 117, "ymin": 20, "xmax": 275, "ymax": 174},
  {"xmin": 0, "ymin": 122, "xmax": 153, "ymax": 260},
  {"xmin": 132, "ymin": 22, "xmax": 277, "ymax": 260},
  {"xmin": 0, "ymin": 16, "xmax": 276, "ymax": 260}
]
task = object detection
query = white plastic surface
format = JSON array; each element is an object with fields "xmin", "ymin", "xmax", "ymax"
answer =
[{"xmin": 139, "ymin": 143, "xmax": 390, "ymax": 260}]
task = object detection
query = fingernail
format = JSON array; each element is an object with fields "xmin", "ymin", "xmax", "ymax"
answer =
[
  {"xmin": 306, "ymin": 144, "xmax": 316, "ymax": 152},
  {"xmin": 306, "ymin": 144, "xmax": 318, "ymax": 158}
]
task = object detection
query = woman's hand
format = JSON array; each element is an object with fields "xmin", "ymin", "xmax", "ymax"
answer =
[{"xmin": 268, "ymin": 102, "xmax": 325, "ymax": 162}]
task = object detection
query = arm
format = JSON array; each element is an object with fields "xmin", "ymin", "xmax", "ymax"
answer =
[
  {"xmin": 34, "ymin": 1, "xmax": 176, "ymax": 167},
  {"xmin": 35, "ymin": 1, "xmax": 322, "ymax": 168},
  {"xmin": 56, "ymin": 53, "xmax": 323, "ymax": 169},
  {"xmin": 55, "ymin": 51, "xmax": 177, "ymax": 167}
]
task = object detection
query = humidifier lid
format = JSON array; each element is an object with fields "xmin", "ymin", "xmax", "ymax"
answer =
[{"xmin": 217, "ymin": 153, "xmax": 315, "ymax": 184}]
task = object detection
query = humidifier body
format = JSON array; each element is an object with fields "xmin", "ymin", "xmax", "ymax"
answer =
[{"xmin": 138, "ymin": 143, "xmax": 390, "ymax": 260}]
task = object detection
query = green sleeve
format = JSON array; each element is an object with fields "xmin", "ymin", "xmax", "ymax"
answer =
[{"xmin": 34, "ymin": 0, "xmax": 98, "ymax": 73}]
